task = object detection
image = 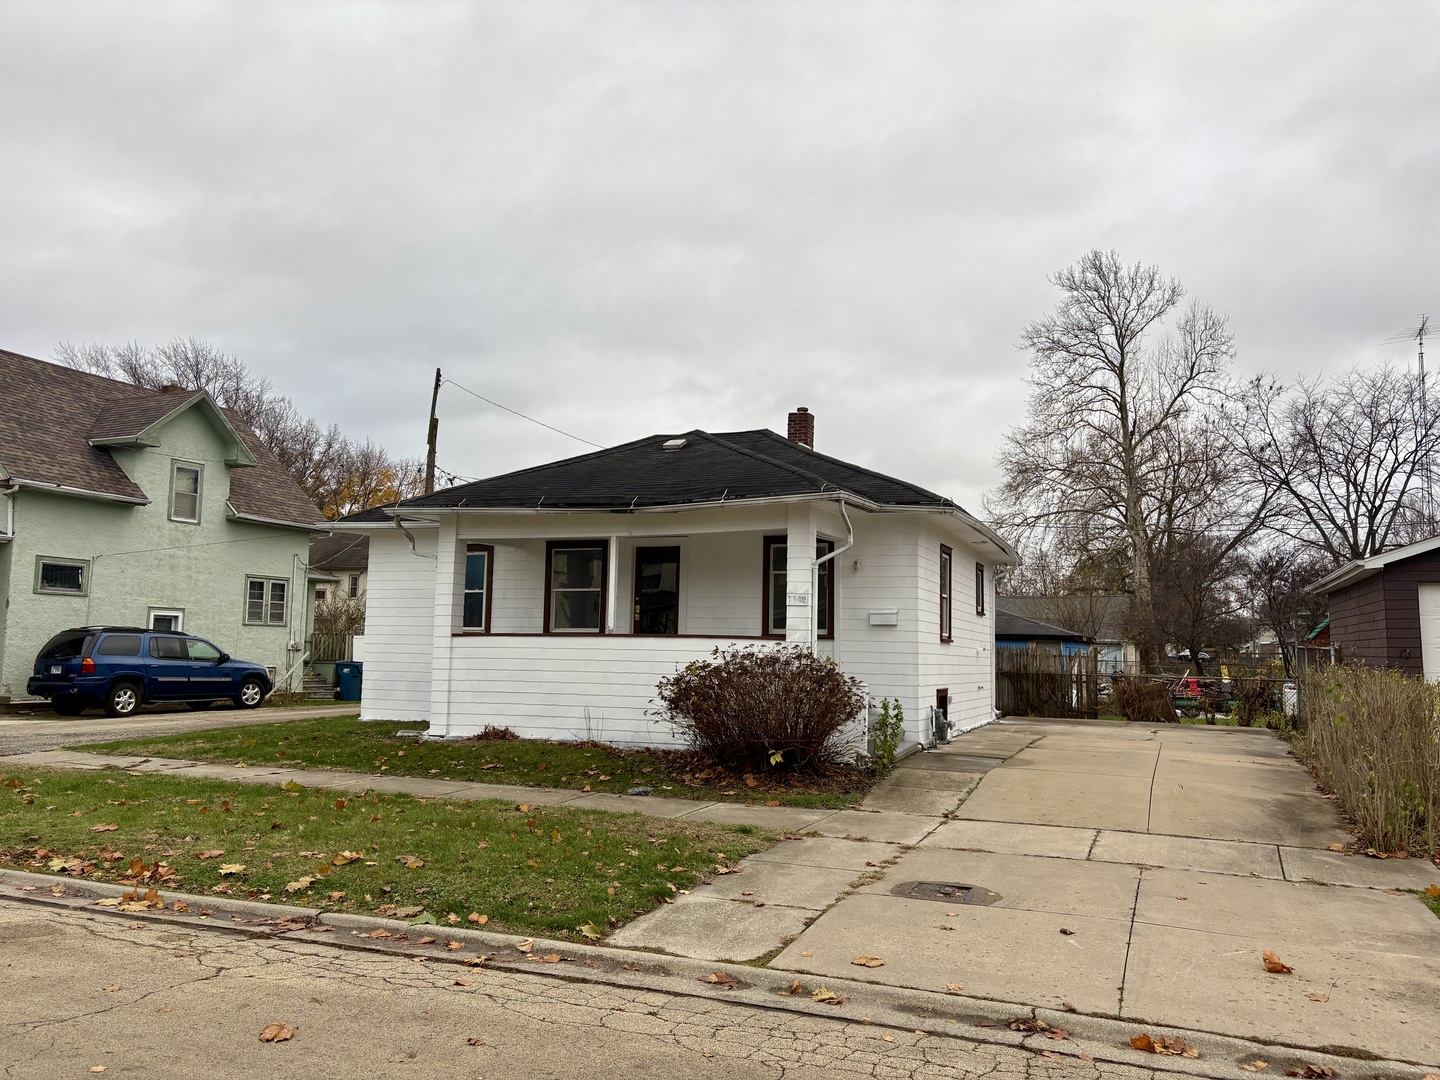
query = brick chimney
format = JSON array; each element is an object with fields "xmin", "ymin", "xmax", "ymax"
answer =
[{"xmin": 787, "ymin": 406, "xmax": 814, "ymax": 448}]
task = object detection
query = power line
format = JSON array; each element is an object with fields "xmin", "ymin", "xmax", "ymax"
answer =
[{"xmin": 441, "ymin": 378, "xmax": 605, "ymax": 449}]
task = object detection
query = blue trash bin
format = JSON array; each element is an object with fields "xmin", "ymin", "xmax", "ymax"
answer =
[{"xmin": 336, "ymin": 661, "xmax": 363, "ymax": 702}]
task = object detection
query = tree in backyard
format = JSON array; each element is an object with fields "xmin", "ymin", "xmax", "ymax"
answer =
[
  {"xmin": 1235, "ymin": 364, "xmax": 1440, "ymax": 562},
  {"xmin": 1241, "ymin": 543, "xmax": 1333, "ymax": 677},
  {"xmin": 56, "ymin": 338, "xmax": 422, "ymax": 519},
  {"xmin": 990, "ymin": 250, "xmax": 1265, "ymax": 668}
]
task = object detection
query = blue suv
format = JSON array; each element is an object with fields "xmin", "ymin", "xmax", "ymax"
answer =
[{"xmin": 28, "ymin": 626, "xmax": 273, "ymax": 717}]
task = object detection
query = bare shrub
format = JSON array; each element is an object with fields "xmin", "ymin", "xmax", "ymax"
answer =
[
  {"xmin": 1231, "ymin": 678, "xmax": 1276, "ymax": 727},
  {"xmin": 469, "ymin": 725, "xmax": 518, "ymax": 742},
  {"xmin": 653, "ymin": 645, "xmax": 867, "ymax": 771},
  {"xmin": 1112, "ymin": 677, "xmax": 1178, "ymax": 723},
  {"xmin": 1298, "ymin": 665, "xmax": 1439, "ymax": 855}
]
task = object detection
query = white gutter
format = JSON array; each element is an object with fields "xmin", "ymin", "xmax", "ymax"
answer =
[
  {"xmin": 226, "ymin": 502, "xmax": 329, "ymax": 532},
  {"xmin": 9, "ymin": 477, "xmax": 149, "ymax": 506},
  {"xmin": 810, "ymin": 500, "xmax": 856, "ymax": 649}
]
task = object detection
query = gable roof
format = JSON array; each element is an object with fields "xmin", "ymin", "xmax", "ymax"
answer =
[
  {"xmin": 995, "ymin": 611, "xmax": 1090, "ymax": 642},
  {"xmin": 310, "ymin": 532, "xmax": 369, "ymax": 570},
  {"xmin": 0, "ymin": 348, "xmax": 324, "ymax": 528},
  {"xmin": 386, "ymin": 427, "xmax": 1011, "ymax": 556},
  {"xmin": 998, "ymin": 594, "xmax": 1131, "ymax": 644},
  {"xmin": 1308, "ymin": 533, "xmax": 1440, "ymax": 595},
  {"xmin": 89, "ymin": 391, "xmax": 258, "ymax": 467}
]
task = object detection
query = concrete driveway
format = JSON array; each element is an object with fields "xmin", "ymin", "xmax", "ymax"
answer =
[{"xmin": 615, "ymin": 719, "xmax": 1440, "ymax": 1068}]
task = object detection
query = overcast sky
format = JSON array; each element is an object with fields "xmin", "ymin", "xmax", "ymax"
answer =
[{"xmin": 2, "ymin": 2, "xmax": 1436, "ymax": 513}]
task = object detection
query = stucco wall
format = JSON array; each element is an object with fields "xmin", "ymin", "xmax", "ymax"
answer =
[{"xmin": 0, "ymin": 407, "xmax": 313, "ymax": 701}]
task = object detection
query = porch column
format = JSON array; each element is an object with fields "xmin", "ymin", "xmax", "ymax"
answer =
[
  {"xmin": 784, "ymin": 503, "xmax": 817, "ymax": 645},
  {"xmin": 428, "ymin": 514, "xmax": 459, "ymax": 734}
]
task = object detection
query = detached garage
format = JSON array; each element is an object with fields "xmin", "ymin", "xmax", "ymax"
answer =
[{"xmin": 1309, "ymin": 535, "xmax": 1440, "ymax": 680}]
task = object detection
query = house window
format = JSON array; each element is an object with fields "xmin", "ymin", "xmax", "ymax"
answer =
[
  {"xmin": 35, "ymin": 557, "xmax": 89, "ymax": 595},
  {"xmin": 149, "ymin": 609, "xmax": 184, "ymax": 633},
  {"xmin": 763, "ymin": 536, "xmax": 835, "ymax": 638},
  {"xmin": 545, "ymin": 541, "xmax": 606, "ymax": 633},
  {"xmin": 170, "ymin": 462, "xmax": 202, "ymax": 523},
  {"xmin": 315, "ymin": 587, "xmax": 329, "ymax": 604},
  {"xmin": 939, "ymin": 545, "xmax": 953, "ymax": 643},
  {"xmin": 348, "ymin": 574, "xmax": 361, "ymax": 599},
  {"xmin": 462, "ymin": 544, "xmax": 493, "ymax": 631},
  {"xmin": 975, "ymin": 562, "xmax": 986, "ymax": 616},
  {"xmin": 245, "ymin": 577, "xmax": 289, "ymax": 625}
]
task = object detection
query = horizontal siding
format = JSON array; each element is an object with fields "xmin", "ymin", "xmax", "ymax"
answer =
[
  {"xmin": 916, "ymin": 525, "xmax": 995, "ymax": 735},
  {"xmin": 359, "ymin": 529, "xmax": 436, "ymax": 721}
]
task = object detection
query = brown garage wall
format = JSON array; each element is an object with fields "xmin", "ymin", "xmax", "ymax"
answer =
[{"xmin": 1327, "ymin": 548, "xmax": 1440, "ymax": 677}]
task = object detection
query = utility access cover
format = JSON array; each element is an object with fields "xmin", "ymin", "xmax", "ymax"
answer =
[{"xmin": 891, "ymin": 881, "xmax": 1001, "ymax": 906}]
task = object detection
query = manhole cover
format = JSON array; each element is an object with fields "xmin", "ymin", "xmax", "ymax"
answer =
[{"xmin": 891, "ymin": 881, "xmax": 1001, "ymax": 905}]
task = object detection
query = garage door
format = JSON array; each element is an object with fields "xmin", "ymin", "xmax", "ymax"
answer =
[{"xmin": 1418, "ymin": 583, "xmax": 1440, "ymax": 681}]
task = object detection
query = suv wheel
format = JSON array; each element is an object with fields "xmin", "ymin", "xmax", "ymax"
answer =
[
  {"xmin": 51, "ymin": 693, "xmax": 86, "ymax": 716},
  {"xmin": 235, "ymin": 677, "xmax": 266, "ymax": 709},
  {"xmin": 105, "ymin": 681, "xmax": 141, "ymax": 718}
]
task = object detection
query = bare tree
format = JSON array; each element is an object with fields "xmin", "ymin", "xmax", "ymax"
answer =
[
  {"xmin": 1242, "ymin": 543, "xmax": 1333, "ymax": 677},
  {"xmin": 1237, "ymin": 365, "xmax": 1440, "ymax": 562},
  {"xmin": 56, "ymin": 338, "xmax": 420, "ymax": 519},
  {"xmin": 991, "ymin": 250, "xmax": 1260, "ymax": 668}
]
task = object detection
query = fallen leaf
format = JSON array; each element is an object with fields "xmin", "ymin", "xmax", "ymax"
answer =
[
  {"xmin": 812, "ymin": 987, "xmax": 844, "ymax": 1004},
  {"xmin": 103, "ymin": 985, "xmax": 121, "ymax": 993},
  {"xmin": 467, "ymin": 912, "xmax": 489, "ymax": 925},
  {"xmin": 466, "ymin": 1037, "xmax": 485, "ymax": 1046},
  {"xmin": 881, "ymin": 1034, "xmax": 895, "ymax": 1043},
  {"xmin": 394, "ymin": 855, "xmax": 424, "ymax": 869},
  {"xmin": 258, "ymin": 1022, "xmax": 294, "ymax": 1042},
  {"xmin": 414, "ymin": 936, "xmax": 437, "ymax": 945},
  {"xmin": 1425, "ymin": 884, "xmax": 1440, "ymax": 899},
  {"xmin": 1328, "ymin": 844, "xmax": 1345, "ymax": 852},
  {"xmin": 1305, "ymin": 992, "xmax": 1329, "ymax": 1002},
  {"xmin": 1241, "ymin": 1061, "xmax": 1270, "ymax": 1072},
  {"xmin": 454, "ymin": 979, "xmax": 470, "ymax": 987},
  {"xmin": 576, "ymin": 922, "xmax": 603, "ymax": 940},
  {"xmin": 799, "ymin": 950, "xmax": 813, "ymax": 957},
  {"xmin": 701, "ymin": 971, "xmax": 739, "ymax": 989},
  {"xmin": 765, "ymin": 800, "xmax": 780, "ymax": 807},
  {"xmin": 1044, "ymin": 1029, "xmax": 1069, "ymax": 1041},
  {"xmin": 193, "ymin": 849, "xmax": 224, "ymax": 859},
  {"xmin": 1284, "ymin": 1067, "xmax": 1334, "ymax": 1079},
  {"xmin": 785, "ymin": 980, "xmax": 805, "ymax": 995},
  {"xmin": 89, "ymin": 1067, "xmax": 107, "ymax": 1073},
  {"xmin": 332, "ymin": 850, "xmax": 364, "ymax": 865},
  {"xmin": 944, "ymin": 982, "xmax": 964, "ymax": 991},
  {"xmin": 515, "ymin": 939, "xmax": 534, "ymax": 954},
  {"xmin": 1130, "ymin": 1033, "xmax": 1198, "ymax": 1057},
  {"xmin": 1059, "ymin": 927, "xmax": 1076, "ymax": 935},
  {"xmin": 89, "ymin": 824, "xmax": 119, "ymax": 832},
  {"xmin": 218, "ymin": 864, "xmax": 246, "ymax": 876},
  {"xmin": 1262, "ymin": 950, "xmax": 1294, "ymax": 974},
  {"xmin": 851, "ymin": 955, "xmax": 885, "ymax": 968},
  {"xmin": 445, "ymin": 940, "xmax": 463, "ymax": 950},
  {"xmin": 538, "ymin": 953, "xmax": 562, "ymax": 963},
  {"xmin": 1009, "ymin": 1017, "xmax": 1051, "ymax": 1033}
]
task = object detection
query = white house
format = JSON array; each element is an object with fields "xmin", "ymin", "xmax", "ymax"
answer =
[
  {"xmin": 340, "ymin": 409, "xmax": 1016, "ymax": 752},
  {"xmin": 0, "ymin": 348, "xmax": 328, "ymax": 704}
]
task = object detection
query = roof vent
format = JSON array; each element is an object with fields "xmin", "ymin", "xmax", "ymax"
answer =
[{"xmin": 662, "ymin": 438, "xmax": 687, "ymax": 451}]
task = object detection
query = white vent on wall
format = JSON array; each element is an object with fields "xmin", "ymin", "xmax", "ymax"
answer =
[{"xmin": 868, "ymin": 609, "xmax": 899, "ymax": 626}]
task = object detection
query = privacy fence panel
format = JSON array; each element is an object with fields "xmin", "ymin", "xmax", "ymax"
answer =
[{"xmin": 996, "ymin": 647, "xmax": 1100, "ymax": 719}]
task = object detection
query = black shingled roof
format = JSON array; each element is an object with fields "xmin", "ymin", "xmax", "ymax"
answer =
[
  {"xmin": 397, "ymin": 429, "xmax": 959, "ymax": 512},
  {"xmin": 995, "ymin": 611, "xmax": 1090, "ymax": 642}
]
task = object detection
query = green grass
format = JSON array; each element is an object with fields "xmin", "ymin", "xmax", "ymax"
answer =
[
  {"xmin": 1422, "ymin": 888, "xmax": 1440, "ymax": 921},
  {"xmin": 0, "ymin": 766, "xmax": 774, "ymax": 940},
  {"xmin": 78, "ymin": 716, "xmax": 871, "ymax": 809}
]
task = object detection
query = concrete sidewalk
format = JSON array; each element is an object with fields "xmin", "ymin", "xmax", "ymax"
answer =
[{"xmin": 614, "ymin": 720, "xmax": 1440, "ymax": 1069}]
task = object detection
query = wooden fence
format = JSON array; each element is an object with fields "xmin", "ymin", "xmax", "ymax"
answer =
[
  {"xmin": 996, "ymin": 647, "xmax": 1100, "ymax": 719},
  {"xmin": 310, "ymin": 632, "xmax": 354, "ymax": 663}
]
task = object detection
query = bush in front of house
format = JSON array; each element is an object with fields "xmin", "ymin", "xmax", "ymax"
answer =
[
  {"xmin": 1297, "ymin": 664, "xmax": 1439, "ymax": 856},
  {"xmin": 653, "ymin": 645, "xmax": 868, "ymax": 772}
]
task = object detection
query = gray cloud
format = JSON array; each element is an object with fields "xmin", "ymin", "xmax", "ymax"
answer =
[{"xmin": 3, "ymin": 2, "xmax": 1437, "ymax": 511}]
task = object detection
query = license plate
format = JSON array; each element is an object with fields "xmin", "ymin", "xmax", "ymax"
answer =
[{"xmin": 49, "ymin": 665, "xmax": 61, "ymax": 675}]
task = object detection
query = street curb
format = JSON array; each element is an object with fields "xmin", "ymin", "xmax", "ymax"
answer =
[{"xmin": 2, "ymin": 868, "xmax": 1434, "ymax": 1079}]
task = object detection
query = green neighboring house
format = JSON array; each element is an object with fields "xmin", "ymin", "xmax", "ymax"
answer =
[{"xmin": 0, "ymin": 348, "xmax": 328, "ymax": 704}]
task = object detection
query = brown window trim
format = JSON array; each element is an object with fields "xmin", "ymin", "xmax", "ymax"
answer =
[
  {"xmin": 975, "ymin": 561, "xmax": 986, "ymax": 616},
  {"xmin": 544, "ymin": 539, "xmax": 609, "ymax": 634},
  {"xmin": 939, "ymin": 544, "xmax": 953, "ymax": 643},
  {"xmin": 462, "ymin": 543, "xmax": 495, "ymax": 633},
  {"xmin": 762, "ymin": 535, "xmax": 835, "ymax": 640}
]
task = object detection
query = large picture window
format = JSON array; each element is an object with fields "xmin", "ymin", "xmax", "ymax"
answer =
[
  {"xmin": 939, "ymin": 545, "xmax": 953, "ymax": 643},
  {"xmin": 762, "ymin": 536, "xmax": 835, "ymax": 638},
  {"xmin": 462, "ymin": 544, "xmax": 493, "ymax": 631},
  {"xmin": 170, "ymin": 462, "xmax": 202, "ymax": 523},
  {"xmin": 545, "ymin": 541, "xmax": 606, "ymax": 633},
  {"xmin": 245, "ymin": 577, "xmax": 289, "ymax": 625}
]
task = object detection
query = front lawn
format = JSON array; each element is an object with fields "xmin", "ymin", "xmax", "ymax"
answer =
[
  {"xmin": 0, "ymin": 767, "xmax": 774, "ymax": 939},
  {"xmin": 78, "ymin": 717, "xmax": 872, "ymax": 809}
]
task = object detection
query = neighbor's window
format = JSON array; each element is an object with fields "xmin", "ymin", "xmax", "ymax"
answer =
[
  {"xmin": 245, "ymin": 577, "xmax": 289, "ymax": 625},
  {"xmin": 975, "ymin": 561, "xmax": 986, "ymax": 616},
  {"xmin": 35, "ymin": 557, "xmax": 89, "ymax": 595},
  {"xmin": 348, "ymin": 573, "xmax": 360, "ymax": 598},
  {"xmin": 546, "ymin": 541, "xmax": 605, "ymax": 632},
  {"xmin": 939, "ymin": 545, "xmax": 953, "ymax": 642},
  {"xmin": 171, "ymin": 462, "xmax": 202, "ymax": 523},
  {"xmin": 462, "ymin": 544, "xmax": 493, "ymax": 631},
  {"xmin": 763, "ymin": 537, "xmax": 835, "ymax": 638},
  {"xmin": 149, "ymin": 610, "xmax": 184, "ymax": 633}
]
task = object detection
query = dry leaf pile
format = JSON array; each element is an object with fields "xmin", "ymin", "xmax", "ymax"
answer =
[{"xmin": 1130, "ymin": 1033, "xmax": 1199, "ymax": 1058}]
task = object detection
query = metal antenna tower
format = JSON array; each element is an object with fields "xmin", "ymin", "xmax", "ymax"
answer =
[{"xmin": 1384, "ymin": 315, "xmax": 1433, "ymax": 527}]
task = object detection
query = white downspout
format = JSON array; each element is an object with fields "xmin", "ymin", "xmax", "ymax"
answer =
[
  {"xmin": 810, "ymin": 500, "xmax": 855, "ymax": 650},
  {"xmin": 1, "ymin": 484, "xmax": 16, "ymax": 539},
  {"xmin": 606, "ymin": 535, "xmax": 619, "ymax": 633}
]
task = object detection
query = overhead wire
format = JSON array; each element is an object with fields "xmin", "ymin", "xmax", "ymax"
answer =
[{"xmin": 441, "ymin": 377, "xmax": 605, "ymax": 449}]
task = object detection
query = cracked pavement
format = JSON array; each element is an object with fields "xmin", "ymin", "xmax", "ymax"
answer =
[{"xmin": 2, "ymin": 897, "xmax": 1173, "ymax": 1080}]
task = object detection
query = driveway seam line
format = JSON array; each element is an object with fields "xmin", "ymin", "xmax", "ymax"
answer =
[
  {"xmin": 1145, "ymin": 742, "xmax": 1162, "ymax": 833},
  {"xmin": 1116, "ymin": 871, "xmax": 1143, "ymax": 1015}
]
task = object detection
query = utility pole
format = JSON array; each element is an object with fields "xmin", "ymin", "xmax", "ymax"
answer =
[{"xmin": 423, "ymin": 367, "xmax": 441, "ymax": 495}]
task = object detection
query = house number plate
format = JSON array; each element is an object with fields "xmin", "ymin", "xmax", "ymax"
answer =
[{"xmin": 785, "ymin": 593, "xmax": 810, "ymax": 605}]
